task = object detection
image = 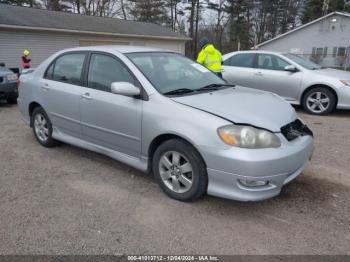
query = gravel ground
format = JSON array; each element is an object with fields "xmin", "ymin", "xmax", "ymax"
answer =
[{"xmin": 0, "ymin": 103, "xmax": 349, "ymax": 255}]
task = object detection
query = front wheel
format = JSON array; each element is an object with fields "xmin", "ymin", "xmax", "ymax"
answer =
[
  {"xmin": 31, "ymin": 107, "xmax": 59, "ymax": 147},
  {"xmin": 302, "ymin": 87, "xmax": 336, "ymax": 115},
  {"xmin": 152, "ymin": 139, "xmax": 208, "ymax": 202}
]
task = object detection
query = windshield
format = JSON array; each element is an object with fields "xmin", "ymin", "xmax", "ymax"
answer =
[
  {"xmin": 126, "ymin": 52, "xmax": 226, "ymax": 95},
  {"xmin": 284, "ymin": 53, "xmax": 321, "ymax": 70},
  {"xmin": 0, "ymin": 67, "xmax": 12, "ymax": 74}
]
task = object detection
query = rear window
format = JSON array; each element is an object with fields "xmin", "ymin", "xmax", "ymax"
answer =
[
  {"xmin": 223, "ymin": 53, "xmax": 255, "ymax": 68},
  {"xmin": 45, "ymin": 53, "xmax": 86, "ymax": 85}
]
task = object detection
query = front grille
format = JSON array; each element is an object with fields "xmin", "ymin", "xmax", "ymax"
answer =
[{"xmin": 281, "ymin": 119, "xmax": 313, "ymax": 141}]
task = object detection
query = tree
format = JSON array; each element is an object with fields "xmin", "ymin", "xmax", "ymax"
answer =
[
  {"xmin": 185, "ymin": 0, "xmax": 203, "ymax": 58},
  {"xmin": 302, "ymin": 0, "xmax": 349, "ymax": 24},
  {"xmin": 265, "ymin": 0, "xmax": 302, "ymax": 37},
  {"xmin": 328, "ymin": 0, "xmax": 348, "ymax": 12},
  {"xmin": 128, "ymin": 0, "xmax": 167, "ymax": 24},
  {"xmin": 164, "ymin": 0, "xmax": 183, "ymax": 31},
  {"xmin": 66, "ymin": 0, "xmax": 130, "ymax": 17},
  {"xmin": 224, "ymin": 0, "xmax": 253, "ymax": 50},
  {"xmin": 44, "ymin": 0, "xmax": 71, "ymax": 11},
  {"xmin": 278, "ymin": 0, "xmax": 302, "ymax": 34},
  {"xmin": 207, "ymin": 0, "xmax": 228, "ymax": 50},
  {"xmin": 302, "ymin": 0, "xmax": 325, "ymax": 23},
  {"xmin": 251, "ymin": 0, "xmax": 270, "ymax": 46},
  {"xmin": 2, "ymin": 0, "xmax": 41, "ymax": 8}
]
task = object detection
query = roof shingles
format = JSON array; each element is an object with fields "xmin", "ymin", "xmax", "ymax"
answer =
[{"xmin": 0, "ymin": 4, "xmax": 188, "ymax": 40}]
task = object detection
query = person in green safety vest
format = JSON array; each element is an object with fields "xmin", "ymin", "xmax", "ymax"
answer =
[{"xmin": 196, "ymin": 37, "xmax": 223, "ymax": 78}]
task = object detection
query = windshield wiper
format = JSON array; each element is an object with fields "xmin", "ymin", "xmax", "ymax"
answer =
[
  {"xmin": 164, "ymin": 84, "xmax": 235, "ymax": 96},
  {"xmin": 163, "ymin": 88, "xmax": 195, "ymax": 96},
  {"xmin": 196, "ymin": 83, "xmax": 235, "ymax": 91}
]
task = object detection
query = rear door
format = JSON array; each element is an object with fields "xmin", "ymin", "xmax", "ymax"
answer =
[
  {"xmin": 41, "ymin": 52, "xmax": 87, "ymax": 138},
  {"xmin": 222, "ymin": 53, "xmax": 257, "ymax": 87},
  {"xmin": 253, "ymin": 53, "xmax": 302, "ymax": 101},
  {"xmin": 80, "ymin": 52, "xmax": 143, "ymax": 158}
]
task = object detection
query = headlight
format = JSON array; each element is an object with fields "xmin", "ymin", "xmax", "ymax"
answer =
[
  {"xmin": 340, "ymin": 80, "xmax": 350, "ymax": 86},
  {"xmin": 7, "ymin": 74, "xmax": 18, "ymax": 82},
  {"xmin": 217, "ymin": 125, "xmax": 281, "ymax": 149}
]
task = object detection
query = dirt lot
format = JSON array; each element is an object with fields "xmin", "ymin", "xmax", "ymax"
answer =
[{"xmin": 0, "ymin": 103, "xmax": 349, "ymax": 255}]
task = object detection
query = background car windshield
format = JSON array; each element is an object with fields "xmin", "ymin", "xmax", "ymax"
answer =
[
  {"xmin": 126, "ymin": 52, "xmax": 225, "ymax": 94},
  {"xmin": 284, "ymin": 53, "xmax": 321, "ymax": 70},
  {"xmin": 0, "ymin": 67, "xmax": 12, "ymax": 73}
]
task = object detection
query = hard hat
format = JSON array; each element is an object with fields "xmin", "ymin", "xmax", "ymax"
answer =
[{"xmin": 23, "ymin": 50, "xmax": 30, "ymax": 56}]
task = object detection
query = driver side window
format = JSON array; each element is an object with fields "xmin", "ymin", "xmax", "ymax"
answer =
[
  {"xmin": 87, "ymin": 54, "xmax": 137, "ymax": 92},
  {"xmin": 45, "ymin": 53, "xmax": 86, "ymax": 85},
  {"xmin": 257, "ymin": 54, "xmax": 290, "ymax": 71}
]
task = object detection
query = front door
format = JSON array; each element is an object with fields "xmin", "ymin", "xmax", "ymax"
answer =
[
  {"xmin": 253, "ymin": 53, "xmax": 302, "ymax": 101},
  {"xmin": 80, "ymin": 53, "xmax": 142, "ymax": 158}
]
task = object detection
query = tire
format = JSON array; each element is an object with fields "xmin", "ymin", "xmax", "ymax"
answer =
[
  {"xmin": 31, "ymin": 107, "xmax": 59, "ymax": 147},
  {"xmin": 152, "ymin": 138, "xmax": 208, "ymax": 202},
  {"xmin": 302, "ymin": 87, "xmax": 336, "ymax": 115},
  {"xmin": 6, "ymin": 97, "xmax": 17, "ymax": 104}
]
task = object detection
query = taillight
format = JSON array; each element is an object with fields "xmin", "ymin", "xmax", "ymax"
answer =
[{"xmin": 16, "ymin": 80, "xmax": 20, "ymax": 88}]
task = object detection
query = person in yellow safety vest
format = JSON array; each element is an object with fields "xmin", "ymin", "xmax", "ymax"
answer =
[
  {"xmin": 21, "ymin": 49, "xmax": 31, "ymax": 69},
  {"xmin": 196, "ymin": 37, "xmax": 223, "ymax": 78}
]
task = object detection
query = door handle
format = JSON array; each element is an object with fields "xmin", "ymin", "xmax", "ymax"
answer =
[
  {"xmin": 81, "ymin": 93, "xmax": 92, "ymax": 100},
  {"xmin": 41, "ymin": 83, "xmax": 50, "ymax": 90},
  {"xmin": 255, "ymin": 72, "xmax": 263, "ymax": 76}
]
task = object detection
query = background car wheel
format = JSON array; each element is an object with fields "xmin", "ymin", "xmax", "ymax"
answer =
[
  {"xmin": 302, "ymin": 87, "xmax": 336, "ymax": 115},
  {"xmin": 31, "ymin": 107, "xmax": 59, "ymax": 147},
  {"xmin": 6, "ymin": 97, "xmax": 17, "ymax": 104},
  {"xmin": 152, "ymin": 138, "xmax": 208, "ymax": 202}
]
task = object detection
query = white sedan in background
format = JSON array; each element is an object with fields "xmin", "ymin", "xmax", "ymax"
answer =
[{"xmin": 222, "ymin": 51, "xmax": 350, "ymax": 115}]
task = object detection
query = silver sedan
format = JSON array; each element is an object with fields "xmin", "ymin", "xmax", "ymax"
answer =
[
  {"xmin": 18, "ymin": 46, "xmax": 314, "ymax": 202},
  {"xmin": 222, "ymin": 51, "xmax": 350, "ymax": 115}
]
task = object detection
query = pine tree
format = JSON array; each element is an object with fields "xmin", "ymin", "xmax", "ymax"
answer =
[
  {"xmin": 224, "ymin": 0, "xmax": 252, "ymax": 50},
  {"xmin": 302, "ymin": 0, "xmax": 349, "ymax": 24},
  {"xmin": 128, "ymin": 0, "xmax": 167, "ymax": 25},
  {"xmin": 45, "ymin": 0, "xmax": 71, "ymax": 11}
]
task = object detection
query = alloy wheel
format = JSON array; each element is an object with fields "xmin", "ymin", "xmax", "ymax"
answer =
[
  {"xmin": 34, "ymin": 113, "xmax": 49, "ymax": 142},
  {"xmin": 306, "ymin": 91, "xmax": 330, "ymax": 114},
  {"xmin": 158, "ymin": 151, "xmax": 193, "ymax": 194}
]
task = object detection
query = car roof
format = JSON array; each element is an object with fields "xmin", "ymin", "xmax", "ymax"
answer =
[
  {"xmin": 58, "ymin": 45, "xmax": 172, "ymax": 54},
  {"xmin": 231, "ymin": 50, "xmax": 283, "ymax": 54},
  {"xmin": 223, "ymin": 50, "xmax": 284, "ymax": 58}
]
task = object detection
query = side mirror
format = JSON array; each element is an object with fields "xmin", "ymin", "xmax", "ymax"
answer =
[
  {"xmin": 284, "ymin": 65, "xmax": 298, "ymax": 72},
  {"xmin": 111, "ymin": 82, "xmax": 140, "ymax": 97}
]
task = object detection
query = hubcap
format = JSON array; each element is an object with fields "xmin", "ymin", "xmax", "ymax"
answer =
[
  {"xmin": 159, "ymin": 151, "xmax": 193, "ymax": 193},
  {"xmin": 34, "ymin": 113, "xmax": 49, "ymax": 142},
  {"xmin": 306, "ymin": 91, "xmax": 330, "ymax": 114}
]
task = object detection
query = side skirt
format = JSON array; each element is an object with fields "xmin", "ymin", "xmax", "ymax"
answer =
[{"xmin": 52, "ymin": 128, "xmax": 148, "ymax": 172}]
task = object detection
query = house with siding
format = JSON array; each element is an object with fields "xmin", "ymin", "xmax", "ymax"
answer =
[
  {"xmin": 0, "ymin": 4, "xmax": 189, "ymax": 71},
  {"xmin": 256, "ymin": 11, "xmax": 350, "ymax": 68}
]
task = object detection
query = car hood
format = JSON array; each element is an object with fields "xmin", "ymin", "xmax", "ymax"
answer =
[
  {"xmin": 171, "ymin": 86, "xmax": 297, "ymax": 132},
  {"xmin": 310, "ymin": 68, "xmax": 350, "ymax": 79}
]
